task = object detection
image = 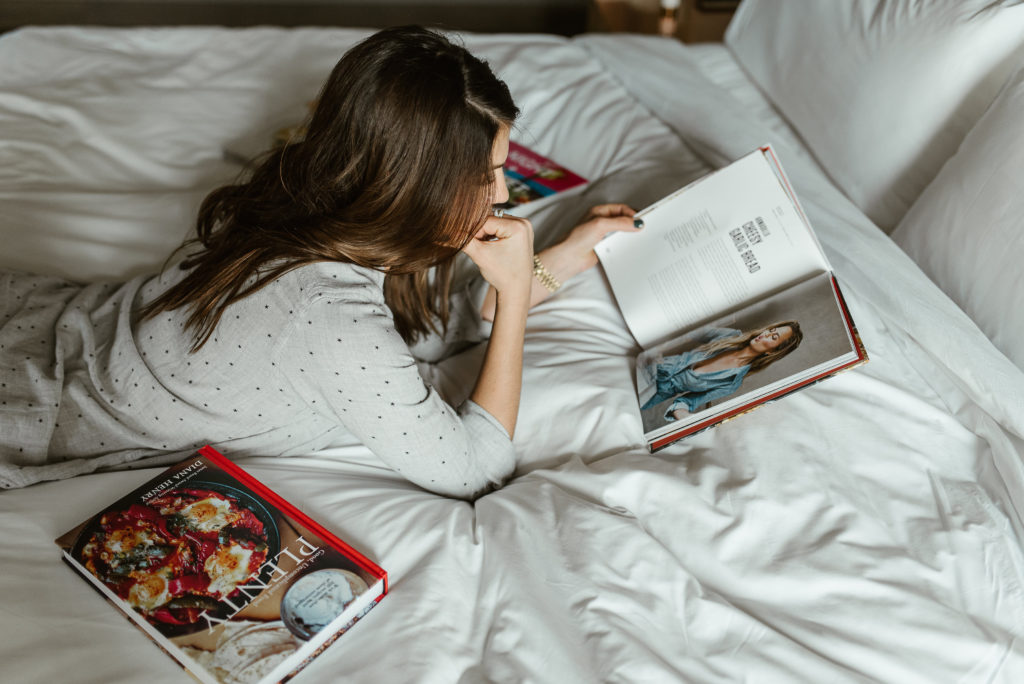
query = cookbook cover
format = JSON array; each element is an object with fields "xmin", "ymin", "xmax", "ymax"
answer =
[{"xmin": 56, "ymin": 445, "xmax": 387, "ymax": 684}]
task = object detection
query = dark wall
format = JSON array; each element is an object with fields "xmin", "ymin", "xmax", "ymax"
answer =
[{"xmin": 0, "ymin": 0, "xmax": 589, "ymax": 35}]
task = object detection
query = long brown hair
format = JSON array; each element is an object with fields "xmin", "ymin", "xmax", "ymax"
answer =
[
  {"xmin": 699, "ymin": 321, "xmax": 803, "ymax": 373},
  {"xmin": 142, "ymin": 26, "xmax": 519, "ymax": 350}
]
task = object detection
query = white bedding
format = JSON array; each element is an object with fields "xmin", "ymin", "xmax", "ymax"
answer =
[{"xmin": 2, "ymin": 27, "xmax": 1023, "ymax": 684}]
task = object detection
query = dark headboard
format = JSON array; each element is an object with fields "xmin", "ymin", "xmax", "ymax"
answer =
[{"xmin": 0, "ymin": 0, "xmax": 589, "ymax": 35}]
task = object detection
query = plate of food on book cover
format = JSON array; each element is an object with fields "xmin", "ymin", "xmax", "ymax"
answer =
[{"xmin": 71, "ymin": 481, "xmax": 281, "ymax": 637}]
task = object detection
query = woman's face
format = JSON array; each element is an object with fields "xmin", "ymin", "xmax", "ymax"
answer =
[
  {"xmin": 749, "ymin": 325, "xmax": 793, "ymax": 354},
  {"xmin": 490, "ymin": 125, "xmax": 511, "ymax": 205}
]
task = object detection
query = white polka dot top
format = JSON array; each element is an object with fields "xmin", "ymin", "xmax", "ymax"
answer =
[{"xmin": 0, "ymin": 261, "xmax": 516, "ymax": 498}]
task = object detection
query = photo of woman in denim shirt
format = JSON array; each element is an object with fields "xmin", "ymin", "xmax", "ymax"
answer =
[{"xmin": 641, "ymin": 322, "xmax": 803, "ymax": 423}]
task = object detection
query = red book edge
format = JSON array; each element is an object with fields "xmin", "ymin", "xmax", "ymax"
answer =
[
  {"xmin": 650, "ymin": 275, "xmax": 868, "ymax": 451},
  {"xmin": 197, "ymin": 445, "xmax": 388, "ymax": 596},
  {"xmin": 506, "ymin": 140, "xmax": 587, "ymax": 186}
]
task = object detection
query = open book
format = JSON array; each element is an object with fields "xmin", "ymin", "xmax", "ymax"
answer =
[{"xmin": 596, "ymin": 146, "xmax": 867, "ymax": 450}]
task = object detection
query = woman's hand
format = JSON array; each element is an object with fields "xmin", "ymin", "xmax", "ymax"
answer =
[
  {"xmin": 671, "ymin": 407, "xmax": 690, "ymax": 421},
  {"xmin": 462, "ymin": 213, "xmax": 534, "ymax": 298},
  {"xmin": 476, "ymin": 203, "xmax": 640, "ymax": 321},
  {"xmin": 464, "ymin": 213, "xmax": 533, "ymax": 440},
  {"xmin": 536, "ymin": 203, "xmax": 641, "ymax": 284}
]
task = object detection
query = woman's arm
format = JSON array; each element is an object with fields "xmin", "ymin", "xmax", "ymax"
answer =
[
  {"xmin": 470, "ymin": 287, "xmax": 529, "ymax": 437},
  {"xmin": 671, "ymin": 407, "xmax": 690, "ymax": 421},
  {"xmin": 278, "ymin": 282, "xmax": 518, "ymax": 501},
  {"xmin": 663, "ymin": 370, "xmax": 748, "ymax": 422},
  {"xmin": 479, "ymin": 204, "xmax": 640, "ymax": 321},
  {"xmin": 461, "ymin": 213, "xmax": 534, "ymax": 438}
]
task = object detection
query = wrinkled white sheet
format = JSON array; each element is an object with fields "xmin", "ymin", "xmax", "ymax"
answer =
[{"xmin": 1, "ymin": 27, "xmax": 1023, "ymax": 684}]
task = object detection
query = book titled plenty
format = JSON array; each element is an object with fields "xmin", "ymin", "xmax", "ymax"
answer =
[
  {"xmin": 56, "ymin": 446, "xmax": 387, "ymax": 684},
  {"xmin": 596, "ymin": 145, "xmax": 867, "ymax": 450}
]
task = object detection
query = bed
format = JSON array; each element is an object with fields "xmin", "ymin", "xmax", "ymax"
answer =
[{"xmin": 2, "ymin": 1, "xmax": 1024, "ymax": 681}]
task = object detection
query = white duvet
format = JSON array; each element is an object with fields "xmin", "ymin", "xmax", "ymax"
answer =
[{"xmin": 1, "ymin": 27, "xmax": 1023, "ymax": 684}]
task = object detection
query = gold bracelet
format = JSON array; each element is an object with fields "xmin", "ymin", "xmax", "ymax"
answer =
[{"xmin": 532, "ymin": 254, "xmax": 562, "ymax": 293}]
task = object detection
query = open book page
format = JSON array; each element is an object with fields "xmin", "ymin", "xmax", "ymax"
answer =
[
  {"xmin": 635, "ymin": 272, "xmax": 859, "ymax": 443},
  {"xmin": 596, "ymin": 147, "xmax": 830, "ymax": 349}
]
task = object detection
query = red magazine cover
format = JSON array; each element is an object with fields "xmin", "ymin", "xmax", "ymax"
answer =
[
  {"xmin": 56, "ymin": 446, "xmax": 387, "ymax": 684},
  {"xmin": 500, "ymin": 141, "xmax": 587, "ymax": 205}
]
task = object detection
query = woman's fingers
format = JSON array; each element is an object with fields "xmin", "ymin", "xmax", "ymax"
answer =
[
  {"xmin": 585, "ymin": 203, "xmax": 636, "ymax": 220},
  {"xmin": 471, "ymin": 213, "xmax": 530, "ymax": 242},
  {"xmin": 462, "ymin": 214, "xmax": 534, "ymax": 294},
  {"xmin": 584, "ymin": 214, "xmax": 643, "ymax": 241}
]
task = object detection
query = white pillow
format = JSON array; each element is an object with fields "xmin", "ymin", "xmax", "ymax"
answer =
[
  {"xmin": 725, "ymin": 0, "xmax": 1024, "ymax": 232},
  {"xmin": 891, "ymin": 65, "xmax": 1024, "ymax": 369}
]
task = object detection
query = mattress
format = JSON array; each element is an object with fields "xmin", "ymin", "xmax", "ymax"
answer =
[{"xmin": 1, "ymin": 27, "xmax": 1023, "ymax": 683}]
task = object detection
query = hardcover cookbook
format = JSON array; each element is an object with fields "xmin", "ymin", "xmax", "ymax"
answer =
[{"xmin": 56, "ymin": 446, "xmax": 387, "ymax": 684}]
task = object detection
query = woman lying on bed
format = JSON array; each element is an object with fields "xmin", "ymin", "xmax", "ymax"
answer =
[{"xmin": 0, "ymin": 25, "xmax": 639, "ymax": 497}]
